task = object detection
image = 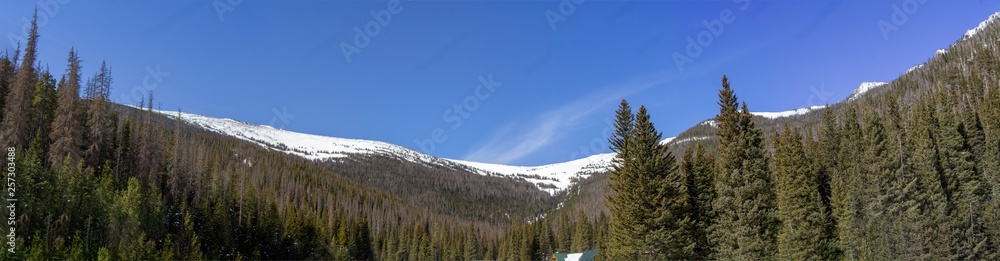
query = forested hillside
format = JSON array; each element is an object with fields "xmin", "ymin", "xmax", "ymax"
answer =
[
  {"xmin": 542, "ymin": 12, "xmax": 1000, "ymax": 261},
  {"xmin": 0, "ymin": 12, "xmax": 549, "ymax": 260}
]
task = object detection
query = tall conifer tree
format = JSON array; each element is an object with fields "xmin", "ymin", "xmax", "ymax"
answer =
[
  {"xmin": 0, "ymin": 10, "xmax": 39, "ymax": 148},
  {"xmin": 773, "ymin": 124, "xmax": 826, "ymax": 260},
  {"xmin": 48, "ymin": 48, "xmax": 86, "ymax": 167},
  {"xmin": 710, "ymin": 75, "xmax": 778, "ymax": 260}
]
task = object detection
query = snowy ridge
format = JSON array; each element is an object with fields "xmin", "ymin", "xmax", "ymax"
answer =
[
  {"xmin": 138, "ymin": 106, "xmax": 640, "ymax": 195},
  {"xmin": 965, "ymin": 12, "xmax": 1000, "ymax": 39}
]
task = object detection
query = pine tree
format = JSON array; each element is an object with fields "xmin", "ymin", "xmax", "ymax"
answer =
[
  {"xmin": 30, "ymin": 70, "xmax": 57, "ymax": 149},
  {"xmin": 48, "ymin": 48, "xmax": 85, "ymax": 167},
  {"xmin": 710, "ymin": 75, "xmax": 778, "ymax": 260},
  {"xmin": 829, "ymin": 107, "xmax": 863, "ymax": 259},
  {"xmin": 182, "ymin": 212, "xmax": 204, "ymax": 260},
  {"xmin": 0, "ymin": 52, "xmax": 16, "ymax": 122},
  {"xmin": 463, "ymin": 225, "xmax": 480, "ymax": 260},
  {"xmin": 606, "ymin": 101, "xmax": 692, "ymax": 259},
  {"xmin": 85, "ymin": 61, "xmax": 116, "ymax": 168},
  {"xmin": 935, "ymin": 101, "xmax": 990, "ymax": 259},
  {"xmin": 571, "ymin": 210, "xmax": 592, "ymax": 252},
  {"xmin": 803, "ymin": 128, "xmax": 839, "ymax": 260},
  {"xmin": 606, "ymin": 100, "xmax": 638, "ymax": 258},
  {"xmin": 683, "ymin": 142, "xmax": 715, "ymax": 260},
  {"xmin": 772, "ymin": 124, "xmax": 826, "ymax": 260},
  {"xmin": 557, "ymin": 211, "xmax": 573, "ymax": 252},
  {"xmin": 859, "ymin": 111, "xmax": 895, "ymax": 259},
  {"xmin": 0, "ymin": 11, "xmax": 39, "ymax": 148},
  {"xmin": 907, "ymin": 97, "xmax": 950, "ymax": 259}
]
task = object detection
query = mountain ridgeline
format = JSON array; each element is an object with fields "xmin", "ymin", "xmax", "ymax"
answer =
[{"xmin": 0, "ymin": 9, "xmax": 998, "ymax": 261}]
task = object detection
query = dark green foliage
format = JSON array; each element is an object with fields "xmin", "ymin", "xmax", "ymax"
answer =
[
  {"xmin": 682, "ymin": 142, "xmax": 715, "ymax": 260},
  {"xmin": 772, "ymin": 124, "xmax": 827, "ymax": 260},
  {"xmin": 711, "ymin": 76, "xmax": 778, "ymax": 260},
  {"xmin": 606, "ymin": 101, "xmax": 693, "ymax": 260},
  {"xmin": 571, "ymin": 210, "xmax": 592, "ymax": 252}
]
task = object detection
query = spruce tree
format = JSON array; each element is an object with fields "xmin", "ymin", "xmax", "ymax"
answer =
[
  {"xmin": 48, "ymin": 48, "xmax": 86, "ymax": 167},
  {"xmin": 772, "ymin": 124, "xmax": 826, "ymax": 260},
  {"xmin": 557, "ymin": 212, "xmax": 573, "ymax": 252},
  {"xmin": 683, "ymin": 142, "xmax": 716, "ymax": 260},
  {"xmin": 830, "ymin": 107, "xmax": 866, "ymax": 260},
  {"xmin": 85, "ymin": 61, "xmax": 116, "ymax": 167},
  {"xmin": 0, "ymin": 53, "xmax": 15, "ymax": 122},
  {"xmin": 935, "ymin": 101, "xmax": 990, "ymax": 259},
  {"xmin": 571, "ymin": 210, "xmax": 592, "ymax": 252},
  {"xmin": 606, "ymin": 100, "xmax": 639, "ymax": 258},
  {"xmin": 0, "ymin": 10, "xmax": 39, "ymax": 148},
  {"xmin": 30, "ymin": 70, "xmax": 57, "ymax": 148},
  {"xmin": 859, "ymin": 111, "xmax": 895, "ymax": 259},
  {"xmin": 908, "ymin": 98, "xmax": 949, "ymax": 259},
  {"xmin": 710, "ymin": 75, "xmax": 778, "ymax": 260},
  {"xmin": 606, "ymin": 101, "xmax": 692, "ymax": 260}
]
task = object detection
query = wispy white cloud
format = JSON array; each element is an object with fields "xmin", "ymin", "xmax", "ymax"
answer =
[{"xmin": 462, "ymin": 74, "xmax": 672, "ymax": 165}]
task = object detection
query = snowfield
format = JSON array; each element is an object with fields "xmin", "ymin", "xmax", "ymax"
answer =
[{"xmin": 751, "ymin": 105, "xmax": 826, "ymax": 119}]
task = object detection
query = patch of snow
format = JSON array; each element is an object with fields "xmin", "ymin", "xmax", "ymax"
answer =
[
  {"xmin": 751, "ymin": 105, "xmax": 826, "ymax": 119},
  {"xmin": 660, "ymin": 136, "xmax": 676, "ymax": 144},
  {"xmin": 673, "ymin": 136, "xmax": 711, "ymax": 145},
  {"xmin": 906, "ymin": 64, "xmax": 923, "ymax": 74},
  {"xmin": 936, "ymin": 49, "xmax": 948, "ymax": 56},
  {"xmin": 847, "ymin": 82, "xmax": 888, "ymax": 101},
  {"xmin": 450, "ymin": 153, "xmax": 617, "ymax": 195},
  {"xmin": 701, "ymin": 120, "xmax": 718, "ymax": 128},
  {"xmin": 965, "ymin": 12, "xmax": 1000, "ymax": 39}
]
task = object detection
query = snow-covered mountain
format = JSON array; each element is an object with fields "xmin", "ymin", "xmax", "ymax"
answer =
[{"xmin": 143, "ymin": 107, "xmax": 659, "ymax": 195}]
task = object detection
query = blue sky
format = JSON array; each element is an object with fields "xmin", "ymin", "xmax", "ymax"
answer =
[{"xmin": 1, "ymin": 0, "xmax": 996, "ymax": 166}]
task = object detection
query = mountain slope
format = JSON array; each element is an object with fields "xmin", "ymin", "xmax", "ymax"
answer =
[{"xmin": 143, "ymin": 108, "xmax": 628, "ymax": 195}]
